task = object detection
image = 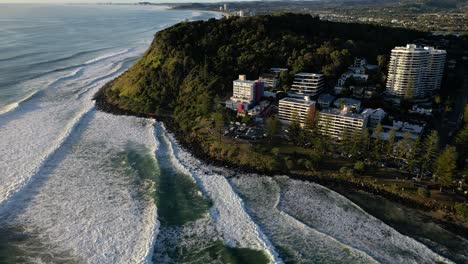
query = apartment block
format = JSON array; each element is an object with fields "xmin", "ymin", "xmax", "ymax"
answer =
[
  {"xmin": 386, "ymin": 44, "xmax": 446, "ymax": 98},
  {"xmin": 317, "ymin": 108, "xmax": 368, "ymax": 139},
  {"xmin": 278, "ymin": 96, "xmax": 316, "ymax": 127},
  {"xmin": 226, "ymin": 75, "xmax": 264, "ymax": 113},
  {"xmin": 290, "ymin": 72, "xmax": 325, "ymax": 97}
]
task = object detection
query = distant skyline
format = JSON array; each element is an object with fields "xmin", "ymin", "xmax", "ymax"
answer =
[{"xmin": 0, "ymin": 0, "xmax": 247, "ymax": 3}]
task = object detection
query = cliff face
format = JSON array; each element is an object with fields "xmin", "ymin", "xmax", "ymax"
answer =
[{"xmin": 100, "ymin": 13, "xmax": 423, "ymax": 129}]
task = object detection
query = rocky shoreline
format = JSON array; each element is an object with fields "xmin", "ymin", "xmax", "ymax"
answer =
[{"xmin": 93, "ymin": 86, "xmax": 468, "ymax": 239}]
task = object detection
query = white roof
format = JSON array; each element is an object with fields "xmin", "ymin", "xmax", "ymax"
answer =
[
  {"xmin": 295, "ymin": 72, "xmax": 323, "ymax": 77},
  {"xmin": 280, "ymin": 97, "xmax": 315, "ymax": 106}
]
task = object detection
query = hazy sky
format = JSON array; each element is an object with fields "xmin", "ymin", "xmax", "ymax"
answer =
[{"xmin": 0, "ymin": 0, "xmax": 234, "ymax": 3}]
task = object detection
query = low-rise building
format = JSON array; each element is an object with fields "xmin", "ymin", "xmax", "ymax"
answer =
[
  {"xmin": 259, "ymin": 73, "xmax": 279, "ymax": 89},
  {"xmin": 317, "ymin": 107, "xmax": 368, "ymax": 139},
  {"xmin": 317, "ymin": 93, "xmax": 336, "ymax": 109},
  {"xmin": 334, "ymin": 57, "xmax": 373, "ymax": 94},
  {"xmin": 333, "ymin": 98, "xmax": 361, "ymax": 112},
  {"xmin": 290, "ymin": 72, "xmax": 325, "ymax": 97},
  {"xmin": 270, "ymin": 68, "xmax": 288, "ymax": 74},
  {"xmin": 361, "ymin": 108, "xmax": 387, "ymax": 128},
  {"xmin": 410, "ymin": 104, "xmax": 433, "ymax": 115},
  {"xmin": 377, "ymin": 120, "xmax": 425, "ymax": 140},
  {"xmin": 278, "ymin": 96, "xmax": 316, "ymax": 127}
]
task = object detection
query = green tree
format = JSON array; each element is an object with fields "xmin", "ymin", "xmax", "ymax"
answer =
[
  {"xmin": 340, "ymin": 166, "xmax": 353, "ymax": 177},
  {"xmin": 288, "ymin": 114, "xmax": 302, "ymax": 145},
  {"xmin": 396, "ymin": 131, "xmax": 412, "ymax": 160},
  {"xmin": 420, "ymin": 130, "xmax": 439, "ymax": 179},
  {"xmin": 385, "ymin": 127, "xmax": 396, "ymax": 159},
  {"xmin": 404, "ymin": 79, "xmax": 415, "ymax": 100},
  {"xmin": 360, "ymin": 128, "xmax": 370, "ymax": 154},
  {"xmin": 350, "ymin": 129, "xmax": 362, "ymax": 158},
  {"xmin": 372, "ymin": 123, "xmax": 384, "ymax": 161},
  {"xmin": 417, "ymin": 187, "xmax": 431, "ymax": 198},
  {"xmin": 455, "ymin": 124, "xmax": 468, "ymax": 162},
  {"xmin": 464, "ymin": 104, "xmax": 468, "ymax": 124},
  {"xmin": 340, "ymin": 127, "xmax": 353, "ymax": 155},
  {"xmin": 377, "ymin": 55, "xmax": 387, "ymax": 69},
  {"xmin": 354, "ymin": 161, "xmax": 365, "ymax": 173},
  {"xmin": 265, "ymin": 116, "xmax": 281, "ymax": 142},
  {"xmin": 279, "ymin": 71, "xmax": 292, "ymax": 92},
  {"xmin": 406, "ymin": 137, "xmax": 421, "ymax": 174},
  {"xmin": 211, "ymin": 112, "xmax": 224, "ymax": 143},
  {"xmin": 433, "ymin": 146, "xmax": 457, "ymax": 192}
]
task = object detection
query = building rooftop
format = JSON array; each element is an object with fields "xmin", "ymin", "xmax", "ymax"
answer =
[
  {"xmin": 333, "ymin": 98, "xmax": 361, "ymax": 108},
  {"xmin": 270, "ymin": 67, "xmax": 288, "ymax": 73},
  {"xmin": 295, "ymin": 72, "xmax": 324, "ymax": 77},
  {"xmin": 320, "ymin": 108, "xmax": 366, "ymax": 119},
  {"xmin": 280, "ymin": 96, "xmax": 315, "ymax": 106},
  {"xmin": 318, "ymin": 93, "xmax": 336, "ymax": 103},
  {"xmin": 361, "ymin": 108, "xmax": 386, "ymax": 117},
  {"xmin": 234, "ymin": 79, "xmax": 257, "ymax": 84}
]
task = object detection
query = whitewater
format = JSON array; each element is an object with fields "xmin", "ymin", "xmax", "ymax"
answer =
[{"xmin": 0, "ymin": 3, "xmax": 466, "ymax": 264}]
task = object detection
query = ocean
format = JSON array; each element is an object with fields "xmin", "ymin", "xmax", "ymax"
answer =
[{"xmin": 0, "ymin": 4, "xmax": 466, "ymax": 264}]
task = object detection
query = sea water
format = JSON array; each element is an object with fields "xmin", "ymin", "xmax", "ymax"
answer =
[{"xmin": 0, "ymin": 3, "xmax": 466, "ymax": 264}]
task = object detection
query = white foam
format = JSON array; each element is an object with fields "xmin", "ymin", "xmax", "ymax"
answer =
[
  {"xmin": 157, "ymin": 123, "xmax": 282, "ymax": 264},
  {"xmin": 279, "ymin": 179, "xmax": 453, "ymax": 263},
  {"xmin": 2, "ymin": 112, "xmax": 159, "ymax": 264},
  {"xmin": 84, "ymin": 48, "xmax": 133, "ymax": 65},
  {"xmin": 0, "ymin": 90, "xmax": 38, "ymax": 115},
  {"xmin": 230, "ymin": 175, "xmax": 453, "ymax": 263},
  {"xmin": 0, "ymin": 48, "xmax": 141, "ymax": 210},
  {"xmin": 230, "ymin": 176, "xmax": 378, "ymax": 263}
]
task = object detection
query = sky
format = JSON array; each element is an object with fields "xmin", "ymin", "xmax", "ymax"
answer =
[{"xmin": 0, "ymin": 0, "xmax": 238, "ymax": 3}]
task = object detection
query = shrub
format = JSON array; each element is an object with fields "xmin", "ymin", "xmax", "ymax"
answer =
[
  {"xmin": 340, "ymin": 166, "xmax": 353, "ymax": 177},
  {"xmin": 454, "ymin": 203, "xmax": 468, "ymax": 219},
  {"xmin": 417, "ymin": 187, "xmax": 431, "ymax": 198},
  {"xmin": 285, "ymin": 157, "xmax": 295, "ymax": 171},
  {"xmin": 354, "ymin": 161, "xmax": 365, "ymax": 173}
]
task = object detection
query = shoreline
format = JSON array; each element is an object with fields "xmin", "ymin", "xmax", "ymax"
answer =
[{"xmin": 93, "ymin": 87, "xmax": 468, "ymax": 239}]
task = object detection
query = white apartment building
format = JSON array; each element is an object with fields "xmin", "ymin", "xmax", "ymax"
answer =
[
  {"xmin": 386, "ymin": 44, "xmax": 446, "ymax": 98},
  {"xmin": 317, "ymin": 107, "xmax": 368, "ymax": 139},
  {"xmin": 425, "ymin": 47, "xmax": 446, "ymax": 95},
  {"xmin": 290, "ymin": 72, "xmax": 325, "ymax": 96},
  {"xmin": 231, "ymin": 75, "xmax": 256, "ymax": 103},
  {"xmin": 278, "ymin": 97, "xmax": 316, "ymax": 127}
]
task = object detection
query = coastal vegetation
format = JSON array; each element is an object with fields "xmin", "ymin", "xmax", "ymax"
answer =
[{"xmin": 97, "ymin": 13, "xmax": 467, "ymax": 224}]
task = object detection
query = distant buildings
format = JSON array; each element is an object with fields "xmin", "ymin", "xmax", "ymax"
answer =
[
  {"xmin": 270, "ymin": 68, "xmax": 288, "ymax": 74},
  {"xmin": 317, "ymin": 94, "xmax": 336, "ymax": 109},
  {"xmin": 334, "ymin": 58, "xmax": 371, "ymax": 94},
  {"xmin": 378, "ymin": 120, "xmax": 425, "ymax": 140},
  {"xmin": 317, "ymin": 107, "xmax": 368, "ymax": 139},
  {"xmin": 259, "ymin": 68, "xmax": 288, "ymax": 89},
  {"xmin": 225, "ymin": 75, "xmax": 264, "ymax": 113},
  {"xmin": 290, "ymin": 72, "xmax": 325, "ymax": 97},
  {"xmin": 386, "ymin": 44, "xmax": 446, "ymax": 98},
  {"xmin": 361, "ymin": 108, "xmax": 387, "ymax": 128},
  {"xmin": 278, "ymin": 96, "xmax": 316, "ymax": 127},
  {"xmin": 410, "ymin": 104, "xmax": 433, "ymax": 115}
]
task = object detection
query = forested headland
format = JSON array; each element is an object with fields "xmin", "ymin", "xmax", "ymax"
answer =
[
  {"xmin": 95, "ymin": 13, "xmax": 468, "ymax": 227},
  {"xmin": 99, "ymin": 13, "xmax": 422, "ymax": 129}
]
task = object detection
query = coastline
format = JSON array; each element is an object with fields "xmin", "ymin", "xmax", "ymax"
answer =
[{"xmin": 93, "ymin": 87, "xmax": 468, "ymax": 239}]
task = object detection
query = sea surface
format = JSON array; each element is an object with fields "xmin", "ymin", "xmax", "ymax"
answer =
[{"xmin": 0, "ymin": 4, "xmax": 466, "ymax": 264}]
